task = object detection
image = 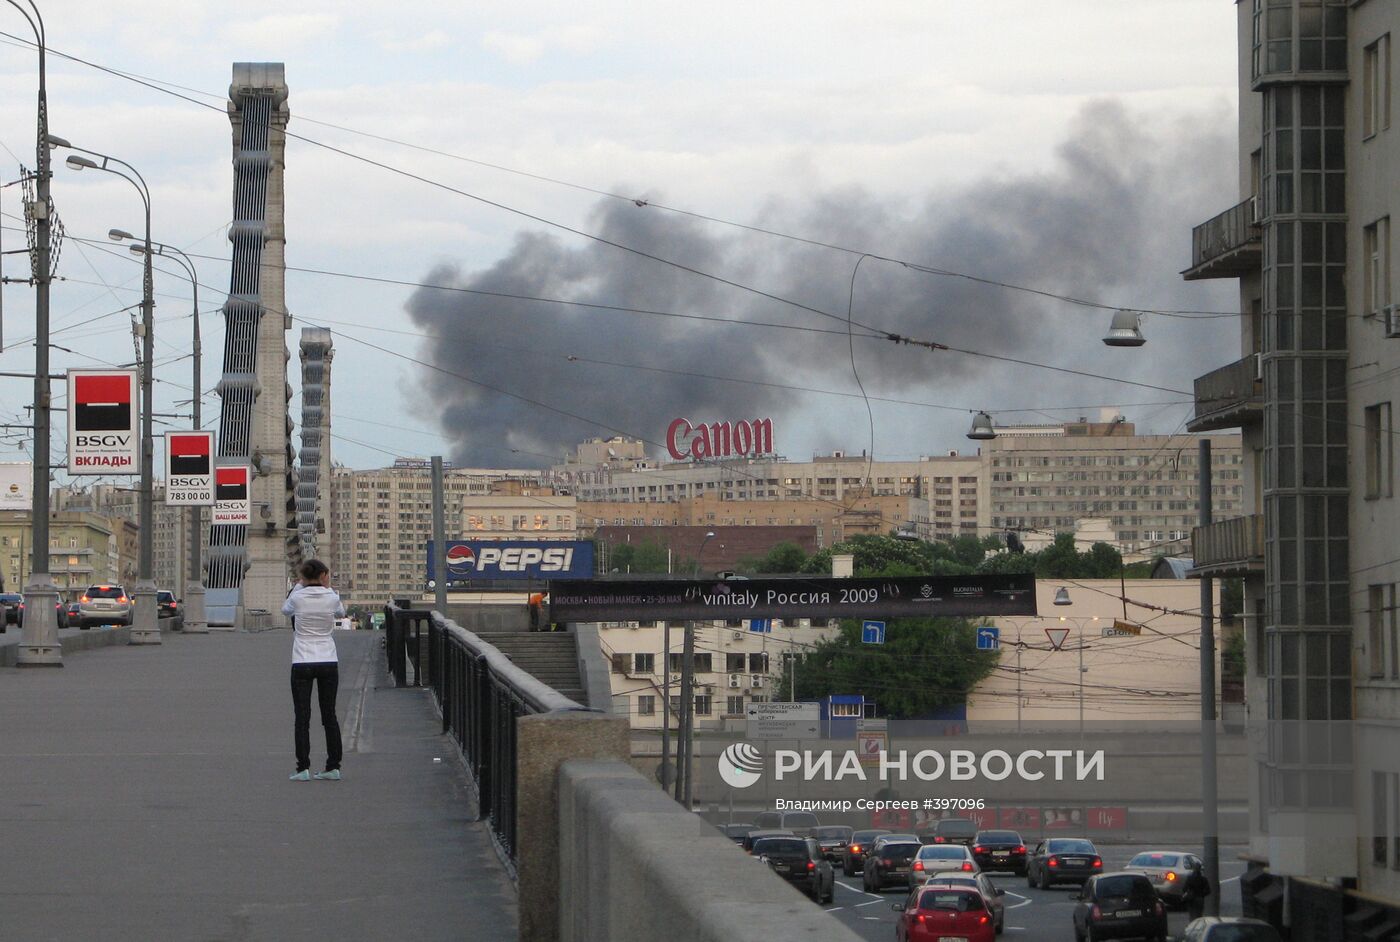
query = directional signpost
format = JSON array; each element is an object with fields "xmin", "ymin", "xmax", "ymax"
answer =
[
  {"xmin": 861, "ymin": 620, "xmax": 885, "ymax": 644},
  {"xmin": 746, "ymin": 702, "xmax": 820, "ymax": 740},
  {"xmin": 976, "ymin": 625, "xmax": 1000, "ymax": 650}
]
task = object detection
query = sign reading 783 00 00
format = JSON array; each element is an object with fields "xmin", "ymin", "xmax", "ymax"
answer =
[{"xmin": 547, "ymin": 573, "xmax": 1037, "ymax": 622}]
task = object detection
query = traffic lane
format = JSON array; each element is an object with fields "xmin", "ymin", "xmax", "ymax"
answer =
[{"xmin": 821, "ymin": 848, "xmax": 1249, "ymax": 942}]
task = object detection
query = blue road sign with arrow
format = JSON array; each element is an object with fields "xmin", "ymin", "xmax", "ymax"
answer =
[
  {"xmin": 862, "ymin": 620, "xmax": 886, "ymax": 644},
  {"xmin": 976, "ymin": 625, "xmax": 1000, "ymax": 650}
]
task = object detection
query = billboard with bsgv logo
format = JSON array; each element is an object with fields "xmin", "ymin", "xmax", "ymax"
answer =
[
  {"xmin": 426, "ymin": 540, "xmax": 595, "ymax": 587},
  {"xmin": 211, "ymin": 466, "xmax": 252, "ymax": 525},
  {"xmin": 163, "ymin": 431, "xmax": 215, "ymax": 505},
  {"xmin": 67, "ymin": 369, "xmax": 139, "ymax": 475}
]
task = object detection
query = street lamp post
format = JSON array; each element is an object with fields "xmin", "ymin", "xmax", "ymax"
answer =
[
  {"xmin": 110, "ymin": 230, "xmax": 206, "ymax": 633},
  {"xmin": 10, "ymin": 0, "xmax": 62, "ymax": 667},
  {"xmin": 675, "ymin": 530, "xmax": 716, "ymax": 806},
  {"xmin": 59, "ymin": 146, "xmax": 158, "ymax": 645}
]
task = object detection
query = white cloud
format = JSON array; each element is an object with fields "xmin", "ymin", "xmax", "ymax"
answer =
[
  {"xmin": 222, "ymin": 13, "xmax": 340, "ymax": 48},
  {"xmin": 481, "ymin": 25, "xmax": 606, "ymax": 64},
  {"xmin": 380, "ymin": 29, "xmax": 453, "ymax": 54}
]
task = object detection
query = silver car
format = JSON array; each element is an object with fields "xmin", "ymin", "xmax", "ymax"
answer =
[
  {"xmin": 1123, "ymin": 850, "xmax": 1204, "ymax": 906},
  {"xmin": 77, "ymin": 584, "xmax": 132, "ymax": 628},
  {"xmin": 913, "ymin": 843, "xmax": 980, "ymax": 879}
]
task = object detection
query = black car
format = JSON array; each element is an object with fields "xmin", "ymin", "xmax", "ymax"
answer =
[
  {"xmin": 921, "ymin": 817, "xmax": 978, "ymax": 846},
  {"xmin": 973, "ymin": 829, "xmax": 1028, "ymax": 874},
  {"xmin": 0, "ymin": 592, "xmax": 22, "ymax": 629},
  {"xmin": 810, "ymin": 825, "xmax": 853, "ymax": 862},
  {"xmin": 718, "ymin": 823, "xmax": 755, "ymax": 845},
  {"xmin": 863, "ymin": 840, "xmax": 922, "ymax": 892},
  {"xmin": 754, "ymin": 836, "xmax": 835, "ymax": 904},
  {"xmin": 842, "ymin": 828, "xmax": 891, "ymax": 876},
  {"xmin": 1027, "ymin": 838, "xmax": 1103, "ymax": 888},
  {"xmin": 741, "ymin": 828, "xmax": 795, "ymax": 854},
  {"xmin": 1073, "ymin": 872, "xmax": 1167, "ymax": 942}
]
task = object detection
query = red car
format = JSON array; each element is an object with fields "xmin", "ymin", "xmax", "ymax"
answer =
[{"xmin": 894, "ymin": 885, "xmax": 996, "ymax": 942}]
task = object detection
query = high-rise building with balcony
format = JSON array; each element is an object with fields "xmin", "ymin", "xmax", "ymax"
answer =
[{"xmin": 1186, "ymin": 1, "xmax": 1400, "ymax": 930}]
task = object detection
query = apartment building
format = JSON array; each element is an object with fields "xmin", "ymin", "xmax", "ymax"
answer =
[
  {"xmin": 0, "ymin": 511, "xmax": 122, "ymax": 595},
  {"xmin": 49, "ymin": 484, "xmax": 186, "ymax": 592},
  {"xmin": 985, "ymin": 420, "xmax": 1244, "ymax": 557},
  {"xmin": 1184, "ymin": 0, "xmax": 1400, "ymax": 930},
  {"xmin": 327, "ymin": 460, "xmax": 544, "ymax": 605},
  {"xmin": 461, "ymin": 483, "xmax": 578, "ymax": 540}
]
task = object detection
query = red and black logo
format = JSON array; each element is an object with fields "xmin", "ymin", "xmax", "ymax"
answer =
[
  {"xmin": 169, "ymin": 433, "xmax": 211, "ymax": 476},
  {"xmin": 215, "ymin": 467, "xmax": 248, "ymax": 502},
  {"xmin": 74, "ymin": 374, "xmax": 132, "ymax": 431}
]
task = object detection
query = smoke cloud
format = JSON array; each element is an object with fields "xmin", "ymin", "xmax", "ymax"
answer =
[{"xmin": 405, "ymin": 99, "xmax": 1238, "ymax": 467}]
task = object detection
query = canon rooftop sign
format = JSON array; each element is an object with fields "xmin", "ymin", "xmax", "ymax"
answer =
[{"xmin": 666, "ymin": 417, "xmax": 774, "ymax": 461}]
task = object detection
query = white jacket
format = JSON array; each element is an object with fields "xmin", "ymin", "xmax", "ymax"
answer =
[{"xmin": 282, "ymin": 584, "xmax": 345, "ymax": 664}]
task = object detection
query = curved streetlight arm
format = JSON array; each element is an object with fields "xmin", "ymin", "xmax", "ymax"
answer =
[
  {"xmin": 65, "ymin": 150, "xmax": 151, "ymax": 209},
  {"xmin": 2, "ymin": 1, "xmax": 43, "ymax": 48}
]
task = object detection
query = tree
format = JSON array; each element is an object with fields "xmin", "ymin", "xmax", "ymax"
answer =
[
  {"xmin": 793, "ymin": 615, "xmax": 998, "ymax": 719},
  {"xmin": 603, "ymin": 538, "xmax": 670, "ymax": 574},
  {"xmin": 801, "ymin": 534, "xmax": 977, "ymax": 578},
  {"xmin": 741, "ymin": 541, "xmax": 809, "ymax": 574}
]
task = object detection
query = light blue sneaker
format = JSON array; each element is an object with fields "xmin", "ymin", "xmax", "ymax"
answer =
[
  {"xmin": 289, "ymin": 769, "xmax": 310, "ymax": 781},
  {"xmin": 313, "ymin": 769, "xmax": 341, "ymax": 781}
]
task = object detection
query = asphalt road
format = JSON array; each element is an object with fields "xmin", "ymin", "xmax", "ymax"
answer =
[{"xmin": 820, "ymin": 845, "xmax": 1248, "ymax": 942}]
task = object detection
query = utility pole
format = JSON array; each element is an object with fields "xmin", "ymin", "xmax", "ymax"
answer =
[
  {"xmin": 431, "ymin": 456, "xmax": 446, "ymax": 614},
  {"xmin": 1198, "ymin": 438, "xmax": 1220, "ymax": 914},
  {"xmin": 679, "ymin": 618, "xmax": 696, "ymax": 808},
  {"xmin": 15, "ymin": 0, "xmax": 60, "ymax": 666}
]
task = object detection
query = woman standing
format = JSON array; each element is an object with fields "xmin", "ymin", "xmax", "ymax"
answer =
[{"xmin": 281, "ymin": 559, "xmax": 345, "ymax": 781}]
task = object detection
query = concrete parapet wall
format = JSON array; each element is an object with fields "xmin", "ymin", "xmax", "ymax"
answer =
[
  {"xmin": 0, "ymin": 626, "xmax": 132, "ymax": 667},
  {"xmin": 556, "ymin": 759, "xmax": 864, "ymax": 942}
]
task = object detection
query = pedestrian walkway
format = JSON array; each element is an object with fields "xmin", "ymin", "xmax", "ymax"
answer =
[{"xmin": 0, "ymin": 629, "xmax": 519, "ymax": 941}]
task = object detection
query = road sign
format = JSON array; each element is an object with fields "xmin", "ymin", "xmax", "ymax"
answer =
[
  {"xmin": 211, "ymin": 466, "xmax": 252, "ymax": 525},
  {"xmin": 164, "ymin": 430, "xmax": 215, "ymax": 505},
  {"xmin": 746, "ymin": 701, "xmax": 820, "ymax": 740},
  {"xmin": 1111, "ymin": 619, "xmax": 1144, "ymax": 636},
  {"xmin": 1045, "ymin": 626, "xmax": 1071, "ymax": 651},
  {"xmin": 857, "ymin": 729, "xmax": 887, "ymax": 767},
  {"xmin": 976, "ymin": 625, "xmax": 1000, "ymax": 650},
  {"xmin": 749, "ymin": 618, "xmax": 772, "ymax": 633},
  {"xmin": 67, "ymin": 369, "xmax": 138, "ymax": 475},
  {"xmin": 1102, "ymin": 625, "xmax": 1137, "ymax": 638},
  {"xmin": 861, "ymin": 620, "xmax": 885, "ymax": 644}
]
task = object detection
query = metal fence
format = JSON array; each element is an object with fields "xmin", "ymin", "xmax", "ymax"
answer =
[{"xmin": 383, "ymin": 601, "xmax": 586, "ymax": 874}]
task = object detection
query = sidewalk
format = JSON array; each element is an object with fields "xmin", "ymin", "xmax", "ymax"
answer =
[{"xmin": 0, "ymin": 629, "xmax": 518, "ymax": 941}]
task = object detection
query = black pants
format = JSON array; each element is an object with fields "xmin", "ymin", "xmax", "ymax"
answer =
[{"xmin": 291, "ymin": 662, "xmax": 341, "ymax": 772}]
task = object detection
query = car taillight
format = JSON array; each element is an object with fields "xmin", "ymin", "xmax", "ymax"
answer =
[
  {"xmin": 978, "ymin": 915, "xmax": 989, "ymax": 925},
  {"xmin": 807, "ymin": 861, "xmax": 815, "ymax": 871},
  {"xmin": 962, "ymin": 862, "xmax": 974, "ymax": 872},
  {"xmin": 80, "ymin": 596, "xmax": 90, "ymax": 603},
  {"xmin": 1092, "ymin": 857, "xmax": 1103, "ymax": 868},
  {"xmin": 916, "ymin": 914, "xmax": 927, "ymax": 925},
  {"xmin": 934, "ymin": 836, "xmax": 947, "ymax": 843},
  {"xmin": 850, "ymin": 845, "xmax": 860, "ymax": 854},
  {"xmin": 1090, "ymin": 905, "xmax": 1102, "ymax": 921},
  {"xmin": 1155, "ymin": 901, "xmax": 1165, "ymax": 916},
  {"xmin": 1015, "ymin": 846, "xmax": 1026, "ymax": 854},
  {"xmin": 973, "ymin": 845, "xmax": 985, "ymax": 854},
  {"xmin": 1165, "ymin": 871, "xmax": 1178, "ymax": 882},
  {"xmin": 1048, "ymin": 857, "xmax": 1059, "ymax": 868},
  {"xmin": 118, "ymin": 596, "xmax": 128, "ymax": 604},
  {"xmin": 913, "ymin": 861, "xmax": 924, "ymax": 871},
  {"xmin": 883, "ymin": 858, "xmax": 893, "ymax": 867}
]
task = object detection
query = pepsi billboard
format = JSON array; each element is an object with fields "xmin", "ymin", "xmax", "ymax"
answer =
[{"xmin": 427, "ymin": 540, "xmax": 595, "ymax": 587}]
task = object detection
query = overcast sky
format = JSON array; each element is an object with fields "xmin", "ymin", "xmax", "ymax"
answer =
[{"xmin": 0, "ymin": 1, "xmax": 1244, "ymax": 474}]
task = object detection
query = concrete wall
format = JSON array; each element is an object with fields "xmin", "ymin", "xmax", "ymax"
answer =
[
  {"xmin": 556, "ymin": 759, "xmax": 863, "ymax": 942},
  {"xmin": 0, "ymin": 626, "xmax": 131, "ymax": 667}
]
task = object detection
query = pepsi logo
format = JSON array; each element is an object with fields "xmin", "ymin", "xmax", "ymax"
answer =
[{"xmin": 444, "ymin": 544, "xmax": 477, "ymax": 573}]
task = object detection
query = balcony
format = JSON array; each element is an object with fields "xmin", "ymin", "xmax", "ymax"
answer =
[
  {"xmin": 1192, "ymin": 515, "xmax": 1265, "ymax": 577},
  {"xmin": 1182, "ymin": 198, "xmax": 1262, "ymax": 281},
  {"xmin": 1187, "ymin": 354, "xmax": 1263, "ymax": 432}
]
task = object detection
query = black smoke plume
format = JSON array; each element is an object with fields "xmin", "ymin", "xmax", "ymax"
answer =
[{"xmin": 405, "ymin": 100, "xmax": 1238, "ymax": 466}]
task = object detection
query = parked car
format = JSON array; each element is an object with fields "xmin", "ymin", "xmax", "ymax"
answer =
[
  {"xmin": 863, "ymin": 840, "xmax": 922, "ymax": 892},
  {"xmin": 1181, "ymin": 917, "xmax": 1283, "ymax": 942},
  {"xmin": 973, "ymin": 829, "xmax": 1029, "ymax": 874},
  {"xmin": 76, "ymin": 585, "xmax": 132, "ymax": 628},
  {"xmin": 921, "ymin": 871, "xmax": 1007, "ymax": 935},
  {"xmin": 741, "ymin": 828, "xmax": 795, "ymax": 855},
  {"xmin": 752, "ymin": 809, "xmax": 820, "ymax": 837},
  {"xmin": 913, "ymin": 843, "xmax": 979, "ymax": 879},
  {"xmin": 754, "ymin": 836, "xmax": 834, "ymax": 903},
  {"xmin": 64, "ymin": 601, "xmax": 82, "ymax": 626},
  {"xmin": 842, "ymin": 828, "xmax": 891, "ymax": 876},
  {"xmin": 810, "ymin": 825, "xmax": 853, "ymax": 861},
  {"xmin": 1027, "ymin": 837, "xmax": 1103, "ymax": 888},
  {"xmin": 893, "ymin": 885, "xmax": 996, "ymax": 942},
  {"xmin": 1072, "ymin": 872, "xmax": 1167, "ymax": 942},
  {"xmin": 1123, "ymin": 850, "xmax": 1206, "ymax": 908},
  {"xmin": 156, "ymin": 590, "xmax": 184, "ymax": 629},
  {"xmin": 0, "ymin": 592, "xmax": 23, "ymax": 629},
  {"xmin": 920, "ymin": 816, "xmax": 978, "ymax": 846},
  {"xmin": 717, "ymin": 823, "xmax": 755, "ymax": 845}
]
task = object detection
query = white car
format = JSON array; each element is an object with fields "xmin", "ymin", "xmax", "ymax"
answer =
[{"xmin": 912, "ymin": 843, "xmax": 979, "ymax": 880}]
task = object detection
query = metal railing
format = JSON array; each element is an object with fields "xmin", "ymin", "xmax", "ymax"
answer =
[
  {"xmin": 383, "ymin": 601, "xmax": 587, "ymax": 875},
  {"xmin": 1190, "ymin": 197, "xmax": 1260, "ymax": 271},
  {"xmin": 1192, "ymin": 354, "xmax": 1262, "ymax": 428},
  {"xmin": 1192, "ymin": 515, "xmax": 1265, "ymax": 574}
]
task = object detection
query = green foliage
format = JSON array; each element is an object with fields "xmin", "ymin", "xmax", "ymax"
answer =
[
  {"xmin": 741, "ymin": 541, "xmax": 810, "ymax": 574},
  {"xmin": 975, "ymin": 533, "xmax": 1128, "ymax": 579},
  {"xmin": 1222, "ymin": 629, "xmax": 1245, "ymax": 680},
  {"xmin": 603, "ymin": 538, "xmax": 671, "ymax": 574},
  {"xmin": 793, "ymin": 615, "xmax": 998, "ymax": 719},
  {"xmin": 1220, "ymin": 577, "xmax": 1243, "ymax": 622}
]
